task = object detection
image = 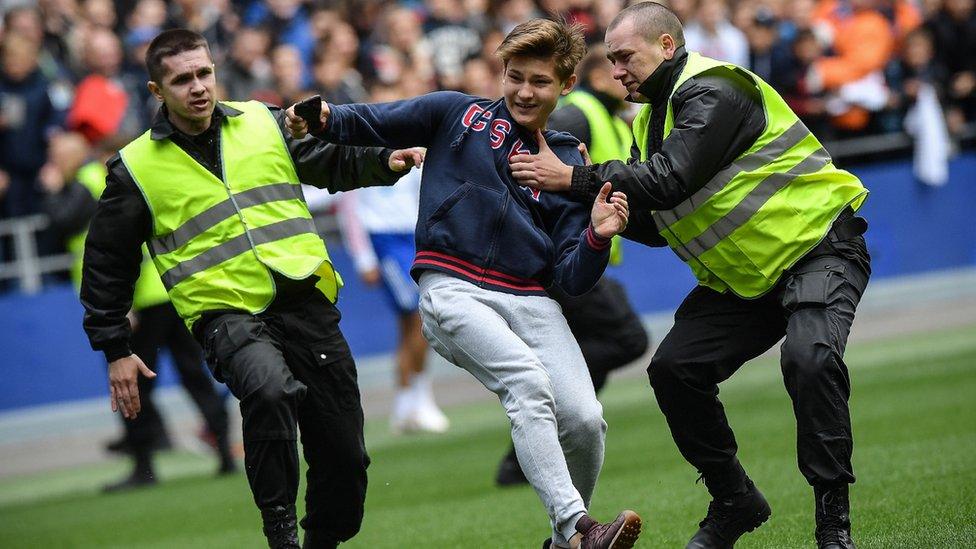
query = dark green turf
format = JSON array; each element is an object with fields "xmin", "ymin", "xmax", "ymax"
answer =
[{"xmin": 1, "ymin": 325, "xmax": 974, "ymax": 548}]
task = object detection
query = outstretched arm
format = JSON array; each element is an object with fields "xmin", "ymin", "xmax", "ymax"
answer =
[
  {"xmin": 285, "ymin": 91, "xmax": 467, "ymax": 149},
  {"xmin": 271, "ymin": 105, "xmax": 423, "ymax": 193}
]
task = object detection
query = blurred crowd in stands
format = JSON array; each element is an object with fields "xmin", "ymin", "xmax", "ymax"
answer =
[{"xmin": 1, "ymin": 0, "xmax": 974, "ymax": 291}]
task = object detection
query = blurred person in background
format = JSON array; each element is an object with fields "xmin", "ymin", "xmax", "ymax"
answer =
[
  {"xmin": 666, "ymin": 0, "xmax": 699, "ymax": 23},
  {"xmin": 308, "ymin": 6, "xmax": 341, "ymax": 43},
  {"xmin": 244, "ymin": 0, "xmax": 314, "ymax": 74},
  {"xmin": 127, "ymin": 0, "xmax": 168, "ymax": 31},
  {"xmin": 270, "ymin": 43, "xmax": 312, "ymax": 107},
  {"xmin": 368, "ymin": 6, "xmax": 434, "ymax": 88},
  {"xmin": 876, "ymin": 0, "xmax": 923, "ymax": 44},
  {"xmin": 779, "ymin": 28, "xmax": 833, "ymax": 136},
  {"xmin": 10, "ymin": 2, "xmax": 72, "ymax": 70},
  {"xmin": 223, "ymin": 26, "xmax": 274, "ymax": 101},
  {"xmin": 683, "ymin": 0, "xmax": 750, "ymax": 66},
  {"xmin": 336, "ymin": 72, "xmax": 449, "ymax": 437},
  {"xmin": 313, "ymin": 21, "xmax": 367, "ymax": 104},
  {"xmin": 494, "ymin": 44, "xmax": 651, "ymax": 487},
  {"xmin": 808, "ymin": 0, "xmax": 896, "ymax": 133},
  {"xmin": 882, "ymin": 27, "xmax": 947, "ymax": 132},
  {"xmin": 79, "ymin": 29, "xmax": 421, "ymax": 549},
  {"xmin": 66, "ymin": 28, "xmax": 132, "ymax": 142},
  {"xmin": 121, "ymin": 26, "xmax": 164, "ymax": 136},
  {"xmin": 3, "ymin": 5, "xmax": 74, "ymax": 90},
  {"xmin": 745, "ymin": 8, "xmax": 790, "ymax": 83},
  {"xmin": 337, "ymin": 164, "xmax": 450, "ymax": 435},
  {"xmin": 461, "ymin": 0, "xmax": 494, "ymax": 33},
  {"xmin": 461, "ymin": 55, "xmax": 502, "ymax": 99},
  {"xmin": 511, "ymin": 3, "xmax": 871, "ymax": 547},
  {"xmin": 778, "ymin": 0, "xmax": 819, "ymax": 41},
  {"xmin": 422, "ymin": 0, "xmax": 481, "ymax": 89},
  {"xmin": 80, "ymin": 0, "xmax": 117, "ymax": 30},
  {"xmin": 39, "ymin": 131, "xmax": 236, "ymax": 492},
  {"xmin": 592, "ymin": 0, "xmax": 629, "ymax": 39},
  {"xmin": 1, "ymin": 31, "xmax": 63, "ymax": 227},
  {"xmin": 165, "ymin": 0, "xmax": 228, "ymax": 47},
  {"xmin": 494, "ymin": 0, "xmax": 540, "ymax": 33},
  {"xmin": 925, "ymin": 0, "xmax": 976, "ymax": 130}
]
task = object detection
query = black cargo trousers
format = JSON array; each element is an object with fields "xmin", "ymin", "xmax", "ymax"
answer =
[
  {"xmin": 201, "ymin": 289, "xmax": 368, "ymax": 542},
  {"xmin": 648, "ymin": 212, "xmax": 871, "ymax": 496}
]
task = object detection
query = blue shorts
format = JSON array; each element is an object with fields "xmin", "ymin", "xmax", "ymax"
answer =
[{"xmin": 369, "ymin": 232, "xmax": 419, "ymax": 315}]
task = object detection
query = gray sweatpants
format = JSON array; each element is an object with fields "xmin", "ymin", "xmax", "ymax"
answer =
[{"xmin": 418, "ymin": 272, "xmax": 607, "ymax": 544}]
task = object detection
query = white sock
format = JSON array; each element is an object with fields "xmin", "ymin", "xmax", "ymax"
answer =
[
  {"xmin": 391, "ymin": 387, "xmax": 414, "ymax": 421},
  {"xmin": 410, "ymin": 371, "xmax": 435, "ymax": 406}
]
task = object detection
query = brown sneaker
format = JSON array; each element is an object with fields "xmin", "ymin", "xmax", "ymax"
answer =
[{"xmin": 575, "ymin": 510, "xmax": 643, "ymax": 549}]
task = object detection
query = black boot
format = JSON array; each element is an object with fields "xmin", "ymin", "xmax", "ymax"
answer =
[
  {"xmin": 105, "ymin": 430, "xmax": 173, "ymax": 455},
  {"xmin": 103, "ymin": 449, "xmax": 157, "ymax": 493},
  {"xmin": 302, "ymin": 528, "xmax": 339, "ymax": 549},
  {"xmin": 815, "ymin": 485, "xmax": 855, "ymax": 549},
  {"xmin": 261, "ymin": 505, "xmax": 300, "ymax": 549},
  {"xmin": 495, "ymin": 445, "xmax": 528, "ymax": 486},
  {"xmin": 101, "ymin": 468, "xmax": 156, "ymax": 493},
  {"xmin": 686, "ymin": 478, "xmax": 771, "ymax": 548}
]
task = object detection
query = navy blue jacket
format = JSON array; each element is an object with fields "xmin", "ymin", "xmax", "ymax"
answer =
[{"xmin": 320, "ymin": 91, "xmax": 611, "ymax": 296}]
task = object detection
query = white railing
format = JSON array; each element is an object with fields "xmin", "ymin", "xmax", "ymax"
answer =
[{"xmin": 0, "ymin": 215, "xmax": 73, "ymax": 294}]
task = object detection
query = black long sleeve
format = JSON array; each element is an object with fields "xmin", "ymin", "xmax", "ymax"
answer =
[
  {"xmin": 80, "ymin": 157, "xmax": 151, "ymax": 361},
  {"xmin": 42, "ymin": 180, "xmax": 98, "ymax": 236},
  {"xmin": 580, "ymin": 72, "xmax": 764, "ymax": 211},
  {"xmin": 270, "ymin": 106, "xmax": 403, "ymax": 192}
]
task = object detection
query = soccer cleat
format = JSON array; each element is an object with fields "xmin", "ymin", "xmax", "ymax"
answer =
[
  {"xmin": 815, "ymin": 485, "xmax": 856, "ymax": 549},
  {"xmin": 575, "ymin": 510, "xmax": 643, "ymax": 549},
  {"xmin": 495, "ymin": 448, "xmax": 528, "ymax": 486},
  {"xmin": 261, "ymin": 505, "xmax": 300, "ymax": 549},
  {"xmin": 686, "ymin": 478, "xmax": 771, "ymax": 548}
]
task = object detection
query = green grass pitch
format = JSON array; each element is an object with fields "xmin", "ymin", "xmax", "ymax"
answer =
[{"xmin": 1, "ymin": 324, "xmax": 974, "ymax": 548}]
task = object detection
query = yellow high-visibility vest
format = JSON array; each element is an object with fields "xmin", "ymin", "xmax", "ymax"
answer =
[
  {"xmin": 632, "ymin": 52, "xmax": 867, "ymax": 298},
  {"xmin": 120, "ymin": 100, "xmax": 342, "ymax": 329}
]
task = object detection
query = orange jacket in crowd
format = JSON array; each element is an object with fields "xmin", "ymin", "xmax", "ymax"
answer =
[{"xmin": 812, "ymin": 0, "xmax": 898, "ymax": 129}]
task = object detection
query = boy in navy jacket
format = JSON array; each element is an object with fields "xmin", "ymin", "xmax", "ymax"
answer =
[{"xmin": 287, "ymin": 19, "xmax": 641, "ymax": 549}]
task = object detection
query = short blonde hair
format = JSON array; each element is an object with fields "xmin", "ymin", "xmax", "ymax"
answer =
[{"xmin": 494, "ymin": 18, "xmax": 586, "ymax": 82}]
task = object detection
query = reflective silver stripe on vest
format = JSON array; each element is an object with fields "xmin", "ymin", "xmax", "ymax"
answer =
[
  {"xmin": 677, "ymin": 147, "xmax": 832, "ymax": 259},
  {"xmin": 159, "ymin": 217, "xmax": 317, "ymax": 288},
  {"xmin": 653, "ymin": 121, "xmax": 810, "ymax": 228},
  {"xmin": 150, "ymin": 183, "xmax": 304, "ymax": 256}
]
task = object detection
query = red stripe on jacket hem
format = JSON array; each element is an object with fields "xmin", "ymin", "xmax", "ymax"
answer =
[
  {"xmin": 413, "ymin": 257, "xmax": 546, "ymax": 292},
  {"xmin": 414, "ymin": 251, "xmax": 545, "ymax": 287}
]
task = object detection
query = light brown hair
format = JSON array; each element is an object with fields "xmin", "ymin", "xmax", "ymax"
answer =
[{"xmin": 494, "ymin": 18, "xmax": 586, "ymax": 82}]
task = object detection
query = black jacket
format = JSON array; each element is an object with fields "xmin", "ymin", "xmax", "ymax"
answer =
[
  {"xmin": 569, "ymin": 47, "xmax": 766, "ymax": 247},
  {"xmin": 81, "ymin": 102, "xmax": 403, "ymax": 362}
]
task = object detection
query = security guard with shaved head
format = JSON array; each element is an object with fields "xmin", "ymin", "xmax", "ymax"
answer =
[
  {"xmin": 509, "ymin": 3, "xmax": 871, "ymax": 548},
  {"xmin": 80, "ymin": 29, "xmax": 423, "ymax": 548}
]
